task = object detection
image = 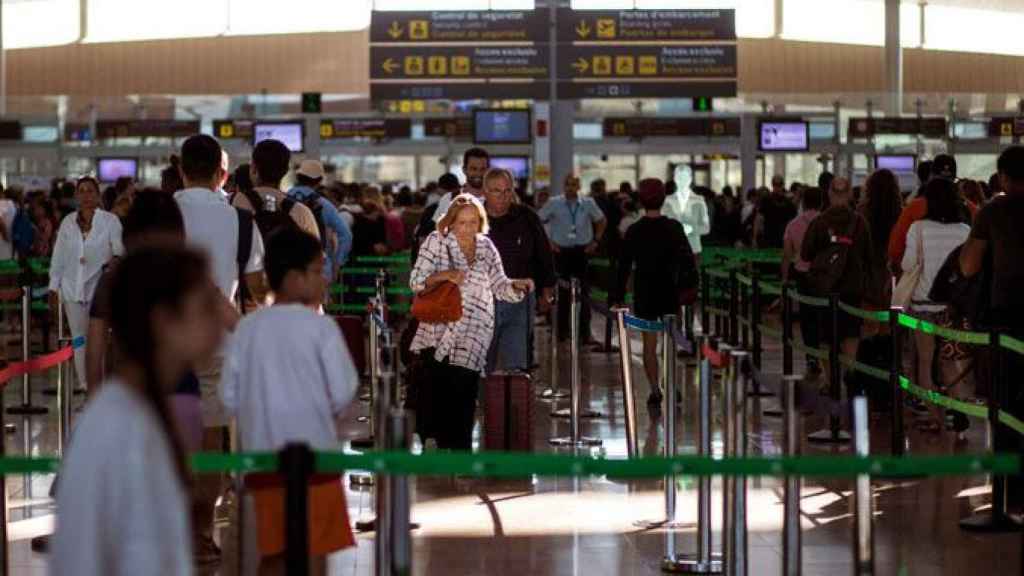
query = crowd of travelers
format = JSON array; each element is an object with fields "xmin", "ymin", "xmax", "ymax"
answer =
[{"xmin": 0, "ymin": 133, "xmax": 1016, "ymax": 573}]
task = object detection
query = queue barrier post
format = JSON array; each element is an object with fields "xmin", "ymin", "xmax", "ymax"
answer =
[
  {"xmin": 379, "ymin": 408, "xmax": 413, "ymax": 576},
  {"xmin": 651, "ymin": 315, "xmax": 688, "ymax": 530},
  {"xmin": 0, "ymin": 375, "xmax": 7, "ymax": 576},
  {"xmin": 281, "ymin": 442, "xmax": 314, "ymax": 576},
  {"xmin": 960, "ymin": 325, "xmax": 1023, "ymax": 532},
  {"xmin": 782, "ymin": 375, "xmax": 803, "ymax": 576},
  {"xmin": 807, "ymin": 293, "xmax": 849, "ymax": 444},
  {"xmin": 550, "ymin": 279, "xmax": 601, "ymax": 448},
  {"xmin": 888, "ymin": 306, "xmax": 905, "ymax": 456},
  {"xmin": 751, "ymin": 271, "xmax": 762, "ymax": 373},
  {"xmin": 352, "ymin": 299, "xmax": 382, "ymax": 453},
  {"xmin": 852, "ymin": 396, "xmax": 875, "ymax": 575},
  {"xmin": 740, "ymin": 278, "xmax": 749, "ymax": 352},
  {"xmin": 728, "ymin": 271, "xmax": 739, "ymax": 346},
  {"xmin": 664, "ymin": 350, "xmax": 723, "ymax": 574},
  {"xmin": 540, "ymin": 286, "xmax": 568, "ymax": 400},
  {"xmin": 374, "ymin": 347, "xmax": 396, "ymax": 576},
  {"xmin": 613, "ymin": 308, "xmax": 639, "ymax": 459},
  {"xmin": 728, "ymin": 351, "xmax": 750, "ymax": 576},
  {"xmin": 781, "ymin": 283, "xmax": 794, "ymax": 377},
  {"xmin": 7, "ymin": 286, "xmax": 46, "ymax": 416},
  {"xmin": 700, "ymin": 265, "xmax": 710, "ymax": 339}
]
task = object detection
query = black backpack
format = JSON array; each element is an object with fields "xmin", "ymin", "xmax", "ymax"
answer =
[
  {"xmin": 806, "ymin": 213, "xmax": 859, "ymax": 297},
  {"xmin": 294, "ymin": 192, "xmax": 328, "ymax": 251},
  {"xmin": 242, "ymin": 189, "xmax": 299, "ymax": 243}
]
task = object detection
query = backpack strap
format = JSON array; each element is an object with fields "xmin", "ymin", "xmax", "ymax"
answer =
[
  {"xmin": 281, "ymin": 196, "xmax": 296, "ymax": 217},
  {"xmin": 235, "ymin": 207, "xmax": 254, "ymax": 311},
  {"xmin": 241, "ymin": 188, "xmax": 265, "ymax": 214}
]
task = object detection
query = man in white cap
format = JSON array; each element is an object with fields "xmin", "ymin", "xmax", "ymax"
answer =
[{"xmin": 287, "ymin": 159, "xmax": 352, "ymax": 283}]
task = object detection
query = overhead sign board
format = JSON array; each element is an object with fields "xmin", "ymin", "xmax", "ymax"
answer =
[
  {"xmin": 213, "ymin": 120, "xmax": 255, "ymax": 140},
  {"xmin": 424, "ymin": 117, "xmax": 474, "ymax": 139},
  {"xmin": 558, "ymin": 45, "xmax": 736, "ymax": 80},
  {"xmin": 848, "ymin": 117, "xmax": 947, "ymax": 139},
  {"xmin": 558, "ymin": 8, "xmax": 736, "ymax": 42},
  {"xmin": 556, "ymin": 10, "xmax": 737, "ymax": 100},
  {"xmin": 603, "ymin": 117, "xmax": 739, "ymax": 138},
  {"xmin": 988, "ymin": 117, "xmax": 1024, "ymax": 138},
  {"xmin": 371, "ymin": 45, "xmax": 549, "ymax": 81},
  {"xmin": 370, "ymin": 10, "xmax": 547, "ymax": 43},
  {"xmin": 319, "ymin": 118, "xmax": 411, "ymax": 140},
  {"xmin": 96, "ymin": 120, "xmax": 199, "ymax": 139},
  {"xmin": 370, "ymin": 44, "xmax": 550, "ymax": 101}
]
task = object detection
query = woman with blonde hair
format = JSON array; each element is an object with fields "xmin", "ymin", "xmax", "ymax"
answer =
[{"xmin": 409, "ymin": 194, "xmax": 535, "ymax": 450}]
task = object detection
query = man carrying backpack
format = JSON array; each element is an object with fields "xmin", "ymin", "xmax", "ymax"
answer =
[
  {"xmin": 801, "ymin": 177, "xmax": 875, "ymax": 376},
  {"xmin": 287, "ymin": 160, "xmax": 352, "ymax": 284},
  {"xmin": 231, "ymin": 139, "xmax": 320, "ymax": 243}
]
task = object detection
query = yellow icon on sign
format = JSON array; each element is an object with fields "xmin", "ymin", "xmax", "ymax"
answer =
[
  {"xmin": 387, "ymin": 21, "xmax": 404, "ymax": 40},
  {"xmin": 404, "ymin": 56, "xmax": 424, "ymax": 76},
  {"xmin": 1002, "ymin": 122, "xmax": 1013, "ymax": 137},
  {"xmin": 428, "ymin": 56, "xmax": 447, "ymax": 76},
  {"xmin": 638, "ymin": 55, "xmax": 658, "ymax": 75},
  {"xmin": 592, "ymin": 56, "xmax": 612, "ymax": 76},
  {"xmin": 399, "ymin": 100, "xmax": 413, "ymax": 114},
  {"xmin": 596, "ymin": 19, "xmax": 616, "ymax": 39},
  {"xmin": 218, "ymin": 124, "xmax": 234, "ymax": 138},
  {"xmin": 320, "ymin": 123, "xmax": 333, "ymax": 138},
  {"xmin": 412, "ymin": 100, "xmax": 426, "ymax": 113},
  {"xmin": 409, "ymin": 20, "xmax": 429, "ymax": 40},
  {"xmin": 615, "ymin": 55, "xmax": 635, "ymax": 76},
  {"xmin": 451, "ymin": 56, "xmax": 470, "ymax": 76},
  {"xmin": 575, "ymin": 20, "xmax": 592, "ymax": 39},
  {"xmin": 612, "ymin": 123, "xmax": 626, "ymax": 136}
]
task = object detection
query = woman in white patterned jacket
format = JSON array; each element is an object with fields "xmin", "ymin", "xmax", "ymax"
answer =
[{"xmin": 410, "ymin": 194, "xmax": 534, "ymax": 451}]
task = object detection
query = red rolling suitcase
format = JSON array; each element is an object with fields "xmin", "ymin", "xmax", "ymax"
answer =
[
  {"xmin": 334, "ymin": 315, "xmax": 366, "ymax": 376},
  {"xmin": 483, "ymin": 372, "xmax": 534, "ymax": 452}
]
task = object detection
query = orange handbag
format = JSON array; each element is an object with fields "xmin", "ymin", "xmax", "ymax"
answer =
[{"xmin": 411, "ymin": 242, "xmax": 463, "ymax": 323}]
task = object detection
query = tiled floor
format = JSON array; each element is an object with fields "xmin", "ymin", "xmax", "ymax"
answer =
[{"xmin": 4, "ymin": 314, "xmax": 1022, "ymax": 575}]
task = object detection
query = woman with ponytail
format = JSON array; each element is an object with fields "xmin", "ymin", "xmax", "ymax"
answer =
[{"xmin": 51, "ymin": 246, "xmax": 223, "ymax": 576}]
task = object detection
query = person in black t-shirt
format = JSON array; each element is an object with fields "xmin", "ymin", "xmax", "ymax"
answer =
[
  {"xmin": 755, "ymin": 175, "xmax": 798, "ymax": 248},
  {"xmin": 960, "ymin": 146, "xmax": 1024, "ymax": 508},
  {"xmin": 613, "ymin": 178, "xmax": 696, "ymax": 406}
]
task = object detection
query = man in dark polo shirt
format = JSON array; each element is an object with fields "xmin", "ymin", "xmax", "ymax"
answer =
[{"xmin": 483, "ymin": 168, "xmax": 555, "ymax": 372}]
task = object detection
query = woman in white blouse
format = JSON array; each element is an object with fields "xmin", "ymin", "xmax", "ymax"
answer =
[
  {"xmin": 899, "ymin": 178, "xmax": 971, "ymax": 438},
  {"xmin": 410, "ymin": 194, "xmax": 534, "ymax": 451},
  {"xmin": 48, "ymin": 176, "xmax": 124, "ymax": 391}
]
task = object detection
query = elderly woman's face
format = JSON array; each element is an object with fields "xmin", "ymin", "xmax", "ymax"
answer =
[{"xmin": 451, "ymin": 205, "xmax": 480, "ymax": 241}]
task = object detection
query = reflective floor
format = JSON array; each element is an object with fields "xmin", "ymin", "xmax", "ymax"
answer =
[{"xmin": 4, "ymin": 314, "xmax": 1022, "ymax": 575}]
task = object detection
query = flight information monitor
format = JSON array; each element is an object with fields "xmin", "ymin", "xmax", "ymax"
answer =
[{"xmin": 758, "ymin": 121, "xmax": 809, "ymax": 152}]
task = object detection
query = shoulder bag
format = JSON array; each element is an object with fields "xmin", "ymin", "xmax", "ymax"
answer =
[
  {"xmin": 892, "ymin": 223, "xmax": 924, "ymax": 308},
  {"xmin": 411, "ymin": 236, "xmax": 464, "ymax": 324}
]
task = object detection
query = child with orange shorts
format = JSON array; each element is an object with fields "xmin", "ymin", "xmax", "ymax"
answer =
[{"xmin": 221, "ymin": 227, "xmax": 358, "ymax": 575}]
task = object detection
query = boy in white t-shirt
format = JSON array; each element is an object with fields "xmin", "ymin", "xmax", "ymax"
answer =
[{"xmin": 220, "ymin": 227, "xmax": 357, "ymax": 575}]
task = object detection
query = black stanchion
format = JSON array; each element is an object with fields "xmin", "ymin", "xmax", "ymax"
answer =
[
  {"xmin": 782, "ymin": 283, "xmax": 794, "ymax": 377},
  {"xmin": 889, "ymin": 306, "xmax": 904, "ymax": 457},
  {"xmin": 808, "ymin": 293, "xmax": 849, "ymax": 444},
  {"xmin": 751, "ymin": 271, "xmax": 762, "ymax": 372},
  {"xmin": 728, "ymin": 271, "xmax": 739, "ymax": 347},
  {"xmin": 740, "ymin": 277, "xmax": 749, "ymax": 351},
  {"xmin": 281, "ymin": 443, "xmax": 314, "ymax": 575},
  {"xmin": 960, "ymin": 325, "xmax": 1023, "ymax": 533},
  {"xmin": 701, "ymin": 265, "xmax": 710, "ymax": 338}
]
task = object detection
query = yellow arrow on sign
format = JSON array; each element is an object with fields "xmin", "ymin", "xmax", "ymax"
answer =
[
  {"xmin": 572, "ymin": 57, "xmax": 589, "ymax": 74},
  {"xmin": 388, "ymin": 21, "xmax": 404, "ymax": 39},
  {"xmin": 575, "ymin": 20, "xmax": 592, "ymax": 38},
  {"xmin": 382, "ymin": 58, "xmax": 399, "ymax": 74}
]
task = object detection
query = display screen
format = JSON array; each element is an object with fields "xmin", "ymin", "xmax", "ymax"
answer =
[
  {"xmin": 489, "ymin": 156, "xmax": 530, "ymax": 180},
  {"xmin": 758, "ymin": 121, "xmax": 809, "ymax": 151},
  {"xmin": 474, "ymin": 110, "xmax": 531, "ymax": 145},
  {"xmin": 97, "ymin": 158, "xmax": 138, "ymax": 182},
  {"xmin": 253, "ymin": 122, "xmax": 304, "ymax": 152},
  {"xmin": 875, "ymin": 155, "xmax": 916, "ymax": 173}
]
